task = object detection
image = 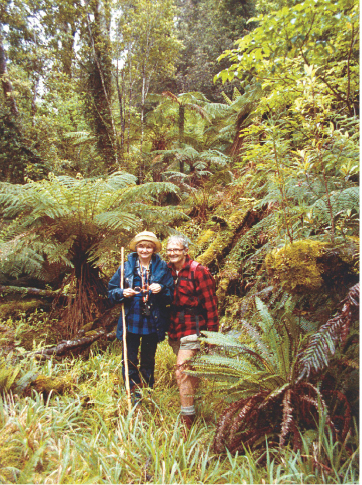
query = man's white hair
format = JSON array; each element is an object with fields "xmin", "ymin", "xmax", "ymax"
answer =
[{"xmin": 167, "ymin": 235, "xmax": 189, "ymax": 249}]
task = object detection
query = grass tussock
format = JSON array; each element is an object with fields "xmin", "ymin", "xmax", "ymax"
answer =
[{"xmin": 0, "ymin": 340, "xmax": 359, "ymax": 484}]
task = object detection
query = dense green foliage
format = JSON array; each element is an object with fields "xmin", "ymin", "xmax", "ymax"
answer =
[
  {"xmin": 0, "ymin": 341, "xmax": 358, "ymax": 484},
  {"xmin": 0, "ymin": 0, "xmax": 359, "ymax": 481},
  {"xmin": 0, "ymin": 338, "xmax": 357, "ymax": 483},
  {"xmin": 174, "ymin": 0, "xmax": 256, "ymax": 101},
  {"xmin": 0, "ymin": 173, "xmax": 182, "ymax": 335}
]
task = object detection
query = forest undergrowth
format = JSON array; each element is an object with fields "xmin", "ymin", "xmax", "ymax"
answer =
[
  {"xmin": 0, "ymin": 338, "xmax": 359, "ymax": 484},
  {"xmin": 0, "ymin": 0, "xmax": 359, "ymax": 482}
]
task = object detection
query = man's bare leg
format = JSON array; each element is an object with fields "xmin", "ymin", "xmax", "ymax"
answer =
[{"xmin": 175, "ymin": 349, "xmax": 199, "ymax": 428}]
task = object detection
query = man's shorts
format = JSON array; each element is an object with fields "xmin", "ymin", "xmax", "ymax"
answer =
[{"xmin": 168, "ymin": 334, "xmax": 200, "ymax": 355}]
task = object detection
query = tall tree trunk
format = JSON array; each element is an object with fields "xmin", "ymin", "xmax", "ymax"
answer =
[
  {"xmin": 127, "ymin": 52, "xmax": 133, "ymax": 155},
  {"xmin": 85, "ymin": 1, "xmax": 119, "ymax": 169},
  {"xmin": 0, "ymin": 28, "xmax": 30, "ymax": 183},
  {"xmin": 179, "ymin": 104, "xmax": 185, "ymax": 172},
  {"xmin": 115, "ymin": 63, "xmax": 125, "ymax": 152},
  {"xmin": 60, "ymin": 21, "xmax": 76, "ymax": 78},
  {"xmin": 139, "ymin": 69, "xmax": 146, "ymax": 182},
  {"xmin": 31, "ymin": 76, "xmax": 39, "ymax": 127},
  {"xmin": 140, "ymin": 74, "xmax": 145, "ymax": 153},
  {"xmin": 0, "ymin": 31, "xmax": 19, "ymax": 117}
]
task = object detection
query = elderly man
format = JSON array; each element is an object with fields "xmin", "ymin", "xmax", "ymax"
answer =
[{"xmin": 167, "ymin": 234, "xmax": 219, "ymax": 430}]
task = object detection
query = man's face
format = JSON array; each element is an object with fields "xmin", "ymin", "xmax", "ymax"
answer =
[{"xmin": 166, "ymin": 241, "xmax": 187, "ymax": 267}]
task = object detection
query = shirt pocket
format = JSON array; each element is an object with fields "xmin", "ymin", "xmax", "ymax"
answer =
[{"xmin": 177, "ymin": 280, "xmax": 198, "ymax": 304}]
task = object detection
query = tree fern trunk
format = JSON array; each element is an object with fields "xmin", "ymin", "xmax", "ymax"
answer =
[{"xmin": 63, "ymin": 262, "xmax": 108, "ymax": 337}]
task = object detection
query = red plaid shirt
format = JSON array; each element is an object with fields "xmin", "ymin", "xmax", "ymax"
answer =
[{"xmin": 168, "ymin": 255, "xmax": 219, "ymax": 340}]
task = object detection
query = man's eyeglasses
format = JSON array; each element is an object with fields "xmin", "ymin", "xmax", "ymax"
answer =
[{"xmin": 166, "ymin": 248, "xmax": 184, "ymax": 254}]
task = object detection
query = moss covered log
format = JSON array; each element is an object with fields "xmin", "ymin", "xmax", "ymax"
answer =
[{"xmin": 0, "ymin": 286, "xmax": 61, "ymax": 298}]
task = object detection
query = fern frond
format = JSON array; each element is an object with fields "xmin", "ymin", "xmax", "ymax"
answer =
[
  {"xmin": 297, "ymin": 283, "xmax": 359, "ymax": 382},
  {"xmin": 0, "ymin": 175, "xmax": 180, "ymax": 282},
  {"xmin": 298, "ymin": 317, "xmax": 319, "ymax": 333},
  {"xmin": 93, "ymin": 211, "xmax": 140, "ymax": 231},
  {"xmin": 63, "ymin": 131, "xmax": 95, "ymax": 144},
  {"xmin": 104, "ymin": 171, "xmax": 138, "ymax": 189},
  {"xmin": 0, "ymin": 360, "xmax": 21, "ymax": 393},
  {"xmin": 199, "ymin": 149, "xmax": 230, "ymax": 166},
  {"xmin": 255, "ymin": 296, "xmax": 290, "ymax": 374},
  {"xmin": 161, "ymin": 91, "xmax": 179, "ymax": 103},
  {"xmin": 204, "ymin": 102, "xmax": 233, "ymax": 120},
  {"xmin": 221, "ymin": 91, "xmax": 233, "ymax": 106},
  {"xmin": 184, "ymin": 103, "xmax": 211, "ymax": 122},
  {"xmin": 255, "ymin": 297, "xmax": 274, "ymax": 333},
  {"xmin": 0, "ymin": 244, "xmax": 45, "ymax": 278},
  {"xmin": 200, "ymin": 330, "xmax": 247, "ymax": 350},
  {"xmin": 193, "ymin": 354, "xmax": 259, "ymax": 374},
  {"xmin": 241, "ymin": 320, "xmax": 271, "ymax": 360},
  {"xmin": 232, "ymin": 87, "xmax": 242, "ymax": 99}
]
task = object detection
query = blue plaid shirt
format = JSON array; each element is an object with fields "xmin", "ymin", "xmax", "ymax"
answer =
[
  {"xmin": 127, "ymin": 260, "xmax": 157, "ymax": 335},
  {"xmin": 108, "ymin": 252, "xmax": 174, "ymax": 342}
]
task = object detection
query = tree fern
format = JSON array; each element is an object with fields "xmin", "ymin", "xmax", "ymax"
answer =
[
  {"xmin": 152, "ymin": 146, "xmax": 231, "ymax": 189},
  {"xmin": 0, "ymin": 173, "xmax": 183, "ymax": 335},
  {"xmin": 64, "ymin": 131, "xmax": 96, "ymax": 145}
]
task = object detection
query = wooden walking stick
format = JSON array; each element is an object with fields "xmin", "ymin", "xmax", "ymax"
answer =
[{"xmin": 121, "ymin": 247, "xmax": 132, "ymax": 413}]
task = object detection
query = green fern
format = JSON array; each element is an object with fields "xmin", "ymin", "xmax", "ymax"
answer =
[
  {"xmin": 192, "ymin": 299, "xmax": 303, "ymax": 400},
  {"xmin": 0, "ymin": 173, "xmax": 183, "ymax": 335},
  {"xmin": 0, "ymin": 360, "xmax": 21, "ymax": 393},
  {"xmin": 200, "ymin": 293, "xmax": 355, "ymax": 453},
  {"xmin": 311, "ymin": 186, "xmax": 359, "ymax": 224},
  {"xmin": 232, "ymin": 87, "xmax": 242, "ymax": 101},
  {"xmin": 221, "ymin": 92, "xmax": 233, "ymax": 106},
  {"xmin": 63, "ymin": 131, "xmax": 96, "ymax": 145},
  {"xmin": 153, "ymin": 146, "xmax": 231, "ymax": 190}
]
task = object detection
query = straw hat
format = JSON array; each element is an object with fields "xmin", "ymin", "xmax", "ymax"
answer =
[{"xmin": 129, "ymin": 231, "xmax": 162, "ymax": 253}]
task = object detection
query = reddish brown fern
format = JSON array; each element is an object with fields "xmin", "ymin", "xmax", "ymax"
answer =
[
  {"xmin": 297, "ymin": 283, "xmax": 359, "ymax": 382},
  {"xmin": 213, "ymin": 284, "xmax": 358, "ymax": 454}
]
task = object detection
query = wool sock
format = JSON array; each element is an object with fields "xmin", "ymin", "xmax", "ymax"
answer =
[{"xmin": 180, "ymin": 405, "xmax": 195, "ymax": 416}]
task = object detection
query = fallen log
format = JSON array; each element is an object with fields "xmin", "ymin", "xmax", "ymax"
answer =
[
  {"xmin": 14, "ymin": 305, "xmax": 120, "ymax": 358},
  {"xmin": 74, "ymin": 306, "xmax": 120, "ymax": 337},
  {"xmin": 0, "ymin": 285, "xmax": 62, "ymax": 298},
  {"xmin": 33, "ymin": 328, "xmax": 117, "ymax": 356}
]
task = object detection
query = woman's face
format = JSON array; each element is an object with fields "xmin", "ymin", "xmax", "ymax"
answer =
[{"xmin": 136, "ymin": 241, "xmax": 155, "ymax": 263}]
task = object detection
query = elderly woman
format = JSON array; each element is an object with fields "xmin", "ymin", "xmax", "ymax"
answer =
[{"xmin": 108, "ymin": 231, "xmax": 173, "ymax": 399}]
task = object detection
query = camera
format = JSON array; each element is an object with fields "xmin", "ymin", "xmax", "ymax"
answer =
[{"xmin": 141, "ymin": 302, "xmax": 151, "ymax": 316}]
